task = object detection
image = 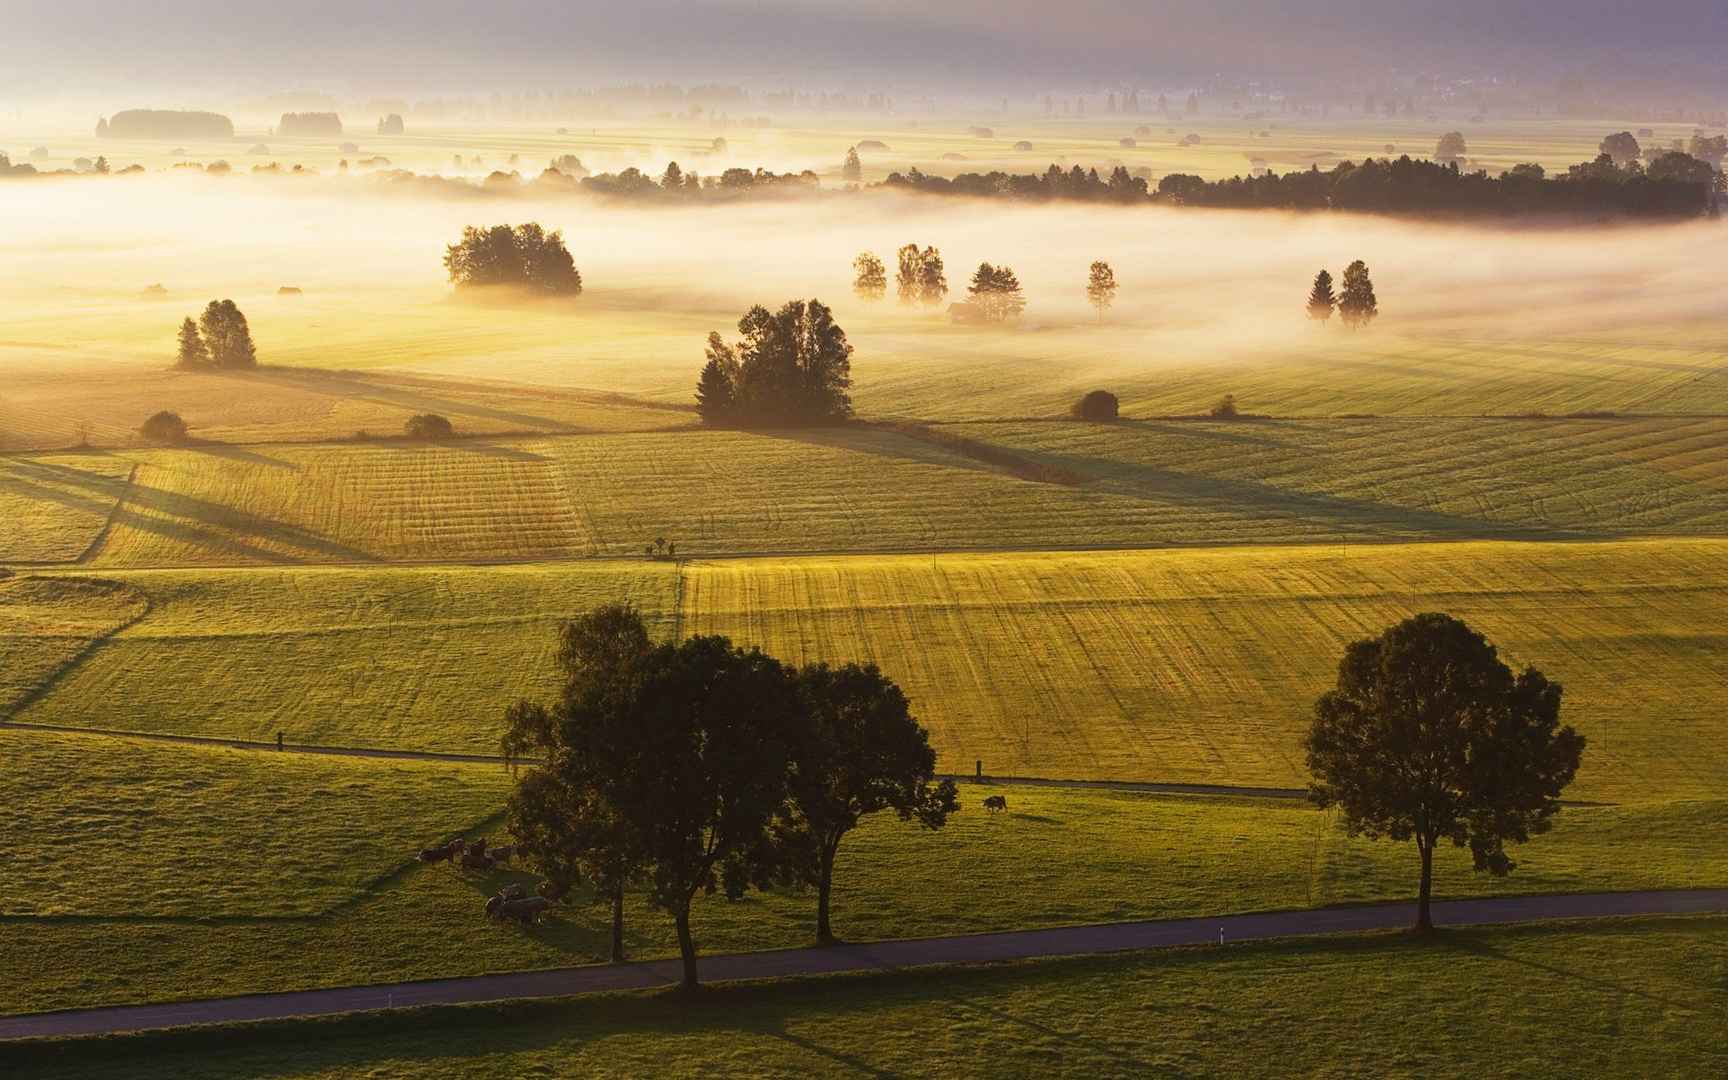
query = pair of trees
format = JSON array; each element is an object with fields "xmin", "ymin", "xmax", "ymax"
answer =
[
  {"xmin": 696, "ymin": 299, "xmax": 854, "ymax": 427},
  {"xmin": 503, "ymin": 605, "xmax": 958, "ymax": 989},
  {"xmin": 895, "ymin": 245, "xmax": 948, "ymax": 305},
  {"xmin": 966, "ymin": 263, "xmax": 1026, "ymax": 323},
  {"xmin": 443, "ymin": 223, "xmax": 583, "ymax": 295},
  {"xmin": 176, "ymin": 300, "xmax": 257, "ymax": 370},
  {"xmin": 1305, "ymin": 261, "xmax": 1378, "ymax": 328},
  {"xmin": 1308, "ymin": 613, "xmax": 1585, "ymax": 931}
]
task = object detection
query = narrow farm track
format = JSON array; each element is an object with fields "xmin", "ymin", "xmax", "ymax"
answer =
[
  {"xmin": 0, "ymin": 718, "xmax": 1307, "ymax": 797},
  {"xmin": 2, "ymin": 890, "xmax": 1721, "ymax": 1040}
]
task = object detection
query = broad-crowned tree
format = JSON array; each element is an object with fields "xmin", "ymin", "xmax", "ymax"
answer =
[
  {"xmin": 1305, "ymin": 613, "xmax": 1584, "ymax": 932},
  {"xmin": 1337, "ymin": 260, "xmax": 1378, "ymax": 329},
  {"xmin": 853, "ymin": 252, "xmax": 887, "ymax": 300},
  {"xmin": 777, "ymin": 663, "xmax": 958, "ymax": 944}
]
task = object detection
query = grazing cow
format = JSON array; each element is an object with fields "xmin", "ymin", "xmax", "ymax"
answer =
[
  {"xmin": 488, "ymin": 844, "xmax": 516, "ymax": 864},
  {"xmin": 466, "ymin": 837, "xmax": 488, "ymax": 857},
  {"xmin": 485, "ymin": 895, "xmax": 554, "ymax": 925},
  {"xmin": 416, "ymin": 837, "xmax": 463, "ymax": 864},
  {"xmin": 496, "ymin": 883, "xmax": 528, "ymax": 902},
  {"xmin": 983, "ymin": 794, "xmax": 1008, "ymax": 813},
  {"xmin": 461, "ymin": 850, "xmax": 498, "ymax": 871}
]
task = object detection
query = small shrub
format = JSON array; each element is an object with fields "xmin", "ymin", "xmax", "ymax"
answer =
[
  {"xmin": 139, "ymin": 410, "xmax": 189, "ymax": 444},
  {"xmin": 404, "ymin": 414, "xmax": 455, "ymax": 440},
  {"xmin": 1210, "ymin": 394, "xmax": 1240, "ymax": 420},
  {"xmin": 1072, "ymin": 390, "xmax": 1120, "ymax": 421}
]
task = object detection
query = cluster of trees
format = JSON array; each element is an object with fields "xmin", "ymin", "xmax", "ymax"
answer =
[
  {"xmin": 882, "ymin": 164, "xmax": 1150, "ymax": 203},
  {"xmin": 542, "ymin": 162, "xmax": 820, "ymax": 200},
  {"xmin": 502, "ymin": 604, "xmax": 959, "ymax": 987},
  {"xmin": 175, "ymin": 300, "xmax": 257, "ymax": 369},
  {"xmin": 443, "ymin": 223, "xmax": 583, "ymax": 295},
  {"xmin": 99, "ymin": 110, "xmax": 234, "ymax": 139},
  {"xmin": 696, "ymin": 299, "xmax": 854, "ymax": 427},
  {"xmin": 894, "ymin": 245, "xmax": 948, "ymax": 305},
  {"xmin": 1159, "ymin": 153, "xmax": 1720, "ymax": 217},
  {"xmin": 376, "ymin": 114, "xmax": 405, "ymax": 135},
  {"xmin": 962, "ymin": 263, "xmax": 1026, "ymax": 323},
  {"xmin": 278, "ymin": 113, "xmax": 342, "ymax": 136},
  {"xmin": 1305, "ymin": 262, "xmax": 1379, "ymax": 328}
]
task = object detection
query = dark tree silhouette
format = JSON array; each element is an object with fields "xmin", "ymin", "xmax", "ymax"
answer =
[
  {"xmin": 139, "ymin": 411, "xmax": 189, "ymax": 444},
  {"xmin": 1306, "ymin": 270, "xmax": 1336, "ymax": 322},
  {"xmin": 502, "ymin": 604, "xmax": 655, "ymax": 962},
  {"xmin": 1306, "ymin": 613, "xmax": 1584, "ymax": 932},
  {"xmin": 444, "ymin": 224, "xmax": 582, "ymax": 295},
  {"xmin": 853, "ymin": 252, "xmax": 886, "ymax": 300},
  {"xmin": 696, "ymin": 300, "xmax": 853, "ymax": 427},
  {"xmin": 967, "ymin": 263, "xmax": 1026, "ymax": 323},
  {"xmin": 1435, "ymin": 132, "xmax": 1467, "ymax": 165},
  {"xmin": 404, "ymin": 413, "xmax": 454, "ymax": 439},
  {"xmin": 1072, "ymin": 390, "xmax": 1119, "ymax": 420},
  {"xmin": 776, "ymin": 663, "xmax": 958, "ymax": 944},
  {"xmin": 1599, "ymin": 131, "xmax": 1642, "ymax": 168},
  {"xmin": 103, "ymin": 110, "xmax": 233, "ymax": 139},
  {"xmin": 1210, "ymin": 394, "xmax": 1239, "ymax": 419},
  {"xmin": 1086, "ymin": 261, "xmax": 1118, "ymax": 322},
  {"xmin": 842, "ymin": 146, "xmax": 862, "ymax": 182},
  {"xmin": 197, "ymin": 300, "xmax": 257, "ymax": 369},
  {"xmin": 175, "ymin": 318, "xmax": 209, "ymax": 368},
  {"xmin": 1338, "ymin": 260, "xmax": 1378, "ymax": 329},
  {"xmin": 660, "ymin": 162, "xmax": 684, "ymax": 191},
  {"xmin": 569, "ymin": 634, "xmax": 801, "ymax": 990}
]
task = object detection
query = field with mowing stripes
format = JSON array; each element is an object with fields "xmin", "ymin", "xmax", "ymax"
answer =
[
  {"xmin": 2, "ymin": 729, "xmax": 1724, "ymax": 1016},
  {"xmin": 4, "ymin": 540, "xmax": 1723, "ymax": 800},
  {"xmin": 0, "ymin": 574, "xmax": 147, "ymax": 714},
  {"xmin": 5, "ymin": 416, "xmax": 1728, "ymax": 568}
]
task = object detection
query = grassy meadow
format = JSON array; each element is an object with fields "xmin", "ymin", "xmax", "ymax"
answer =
[
  {"xmin": 14, "ymin": 917, "xmax": 1728, "ymax": 1078},
  {"xmin": 2, "ymin": 727, "xmax": 1724, "ymax": 1015}
]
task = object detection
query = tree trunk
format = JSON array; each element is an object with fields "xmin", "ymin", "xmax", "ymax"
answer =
[
  {"xmin": 610, "ymin": 887, "xmax": 625, "ymax": 963},
  {"xmin": 815, "ymin": 836, "xmax": 839, "ymax": 945},
  {"xmin": 674, "ymin": 903, "xmax": 699, "ymax": 992},
  {"xmin": 1415, "ymin": 837, "xmax": 1435, "ymax": 933}
]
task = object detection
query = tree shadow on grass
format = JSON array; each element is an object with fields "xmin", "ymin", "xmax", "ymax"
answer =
[{"xmin": 1440, "ymin": 928, "xmax": 1706, "ymax": 1013}]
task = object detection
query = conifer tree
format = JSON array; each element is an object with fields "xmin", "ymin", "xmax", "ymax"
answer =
[
  {"xmin": 967, "ymin": 263, "xmax": 1026, "ymax": 323},
  {"xmin": 175, "ymin": 317, "xmax": 209, "ymax": 368},
  {"xmin": 1306, "ymin": 269, "xmax": 1336, "ymax": 322},
  {"xmin": 695, "ymin": 332, "xmax": 739, "ymax": 425}
]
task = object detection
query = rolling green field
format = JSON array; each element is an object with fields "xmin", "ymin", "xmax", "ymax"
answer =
[
  {"xmin": 5, "ymin": 540, "xmax": 1725, "ymax": 799},
  {"xmin": 5, "ymin": 415, "xmax": 1728, "ymax": 568},
  {"xmin": 3, "ymin": 728, "xmax": 1724, "ymax": 1016},
  {"xmin": 15, "ymin": 916, "xmax": 1727, "ymax": 1078}
]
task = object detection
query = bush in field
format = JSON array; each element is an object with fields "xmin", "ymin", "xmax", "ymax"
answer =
[
  {"xmin": 1210, "ymin": 394, "xmax": 1240, "ymax": 420},
  {"xmin": 405, "ymin": 413, "xmax": 454, "ymax": 440},
  {"xmin": 444, "ymin": 223, "xmax": 582, "ymax": 296},
  {"xmin": 139, "ymin": 411, "xmax": 189, "ymax": 444},
  {"xmin": 696, "ymin": 299, "xmax": 852, "ymax": 428},
  {"xmin": 1073, "ymin": 390, "xmax": 1120, "ymax": 421}
]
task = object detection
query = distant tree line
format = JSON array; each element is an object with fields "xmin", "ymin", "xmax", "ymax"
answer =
[
  {"xmin": 99, "ymin": 110, "xmax": 234, "ymax": 139},
  {"xmin": 535, "ymin": 161, "xmax": 821, "ymax": 200},
  {"xmin": 175, "ymin": 300, "xmax": 257, "ymax": 370},
  {"xmin": 696, "ymin": 299, "xmax": 853, "ymax": 427},
  {"xmin": 882, "ymin": 164, "xmax": 1151, "ymax": 203},
  {"xmin": 278, "ymin": 113, "xmax": 343, "ymax": 137},
  {"xmin": 444, "ymin": 223, "xmax": 583, "ymax": 295}
]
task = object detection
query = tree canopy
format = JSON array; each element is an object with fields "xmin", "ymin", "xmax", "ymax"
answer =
[
  {"xmin": 444, "ymin": 223, "xmax": 583, "ymax": 295},
  {"xmin": 182, "ymin": 300, "xmax": 256, "ymax": 370},
  {"xmin": 694, "ymin": 299, "xmax": 853, "ymax": 428},
  {"xmin": 966, "ymin": 263, "xmax": 1027, "ymax": 323},
  {"xmin": 1337, "ymin": 261, "xmax": 1378, "ymax": 329},
  {"xmin": 895, "ymin": 245, "xmax": 947, "ymax": 305},
  {"xmin": 1305, "ymin": 613, "xmax": 1584, "ymax": 931},
  {"xmin": 852, "ymin": 252, "xmax": 886, "ymax": 300},
  {"xmin": 1086, "ymin": 261, "xmax": 1118, "ymax": 321},
  {"xmin": 1306, "ymin": 270, "xmax": 1336, "ymax": 322}
]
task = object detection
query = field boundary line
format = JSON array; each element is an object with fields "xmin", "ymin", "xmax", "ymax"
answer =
[
  {"xmin": 0, "ymin": 581, "xmax": 152, "ymax": 724},
  {"xmin": 1, "ymin": 889, "xmax": 1722, "ymax": 1040},
  {"xmin": 72, "ymin": 463, "xmax": 138, "ymax": 565}
]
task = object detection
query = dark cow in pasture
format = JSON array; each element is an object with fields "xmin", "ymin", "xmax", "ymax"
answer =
[
  {"xmin": 983, "ymin": 794, "xmax": 1008, "ymax": 813},
  {"xmin": 416, "ymin": 837, "xmax": 464, "ymax": 863},
  {"xmin": 486, "ymin": 894, "xmax": 554, "ymax": 925}
]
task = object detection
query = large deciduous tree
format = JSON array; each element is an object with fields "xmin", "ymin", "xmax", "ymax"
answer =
[
  {"xmin": 1305, "ymin": 613, "xmax": 1584, "ymax": 932},
  {"xmin": 777, "ymin": 663, "xmax": 958, "ymax": 944},
  {"xmin": 853, "ymin": 252, "xmax": 887, "ymax": 300},
  {"xmin": 1599, "ymin": 131, "xmax": 1643, "ymax": 169},
  {"xmin": 1337, "ymin": 260, "xmax": 1378, "ymax": 329},
  {"xmin": 503, "ymin": 604, "xmax": 655, "ymax": 962},
  {"xmin": 444, "ymin": 223, "xmax": 582, "ymax": 295},
  {"xmin": 1435, "ymin": 131, "xmax": 1467, "ymax": 165},
  {"xmin": 895, "ymin": 244, "xmax": 947, "ymax": 305},
  {"xmin": 198, "ymin": 300, "xmax": 257, "ymax": 369}
]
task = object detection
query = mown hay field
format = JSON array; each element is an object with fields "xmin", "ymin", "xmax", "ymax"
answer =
[
  {"xmin": 29, "ymin": 917, "xmax": 1720, "ymax": 1080},
  {"xmin": 681, "ymin": 540, "xmax": 1728, "ymax": 801},
  {"xmin": 6, "ymin": 416, "xmax": 1728, "ymax": 568},
  {"xmin": 6, "ymin": 563, "xmax": 676, "ymax": 750},
  {"xmin": 2, "ymin": 729, "xmax": 1723, "ymax": 1016},
  {"xmin": 0, "ymin": 574, "xmax": 147, "ymax": 714},
  {"xmin": 6, "ymin": 540, "xmax": 1725, "ymax": 800}
]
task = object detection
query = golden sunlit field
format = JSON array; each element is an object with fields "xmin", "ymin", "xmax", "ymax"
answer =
[{"xmin": 4, "ymin": 99, "xmax": 1728, "ymax": 1054}]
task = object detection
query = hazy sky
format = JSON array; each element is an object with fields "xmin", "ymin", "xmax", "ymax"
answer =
[{"xmin": 4, "ymin": 1, "xmax": 1726, "ymax": 99}]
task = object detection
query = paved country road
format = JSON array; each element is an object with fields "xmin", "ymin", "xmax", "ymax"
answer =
[{"xmin": 2, "ymin": 889, "xmax": 1722, "ymax": 1042}]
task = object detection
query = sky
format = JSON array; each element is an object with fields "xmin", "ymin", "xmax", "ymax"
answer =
[{"xmin": 3, "ymin": 1, "xmax": 1725, "ymax": 100}]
